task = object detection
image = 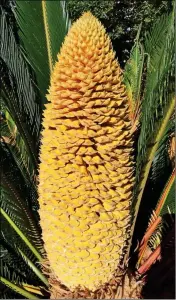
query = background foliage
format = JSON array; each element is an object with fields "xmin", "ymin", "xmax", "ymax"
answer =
[{"xmin": 67, "ymin": 0, "xmax": 173, "ymax": 66}]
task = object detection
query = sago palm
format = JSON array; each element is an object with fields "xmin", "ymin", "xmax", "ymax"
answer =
[{"xmin": 0, "ymin": 1, "xmax": 175, "ymax": 299}]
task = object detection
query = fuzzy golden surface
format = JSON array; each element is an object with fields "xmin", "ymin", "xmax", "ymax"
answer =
[{"xmin": 38, "ymin": 12, "xmax": 134, "ymax": 291}]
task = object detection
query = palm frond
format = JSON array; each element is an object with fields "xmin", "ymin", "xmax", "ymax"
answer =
[
  {"xmin": 0, "ymin": 6, "xmax": 48, "ymax": 298},
  {"xmin": 0, "ymin": 143, "xmax": 42, "ymax": 249},
  {"xmin": 151, "ymin": 118, "xmax": 174, "ymax": 183},
  {"xmin": 0, "ymin": 184, "xmax": 43, "ymax": 259},
  {"xmin": 124, "ymin": 24, "xmax": 145, "ymax": 127},
  {"xmin": 0, "ymin": 139, "xmax": 48, "ymax": 297},
  {"xmin": 0, "ymin": 231, "xmax": 45, "ymax": 287},
  {"xmin": 0, "ymin": 277, "xmax": 39, "ymax": 299},
  {"xmin": 155, "ymin": 168, "xmax": 175, "ymax": 217},
  {"xmin": 137, "ymin": 10, "xmax": 174, "ymax": 171},
  {"xmin": 133, "ymin": 96, "xmax": 174, "ymax": 226},
  {"xmin": 13, "ymin": 0, "xmax": 71, "ymax": 105},
  {"xmin": 1, "ymin": 9, "xmax": 41, "ymax": 168},
  {"xmin": 132, "ymin": 8, "xmax": 174, "ymax": 214},
  {"xmin": 1, "ymin": 207, "xmax": 41, "ymax": 262},
  {"xmin": 138, "ymin": 169, "xmax": 175, "ymax": 270},
  {"xmin": 1, "ymin": 101, "xmax": 37, "ymax": 193},
  {"xmin": 0, "ymin": 185, "xmax": 48, "ymax": 298},
  {"xmin": 0, "ymin": 118, "xmax": 43, "ymax": 297},
  {"xmin": 17, "ymin": 248, "xmax": 48, "ymax": 287},
  {"xmin": 138, "ymin": 221, "xmax": 175, "ymax": 280},
  {"xmin": 0, "ymin": 223, "xmax": 46, "ymax": 299},
  {"xmin": 140, "ymin": 221, "xmax": 175, "ymax": 298},
  {"xmin": 124, "ymin": 9, "xmax": 174, "ymax": 263}
]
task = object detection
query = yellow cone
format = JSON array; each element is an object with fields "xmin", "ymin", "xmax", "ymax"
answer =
[{"xmin": 38, "ymin": 12, "xmax": 134, "ymax": 291}]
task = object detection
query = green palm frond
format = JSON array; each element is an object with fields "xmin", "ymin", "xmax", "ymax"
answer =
[
  {"xmin": 133, "ymin": 8, "xmax": 174, "ymax": 211},
  {"xmin": 0, "ymin": 217, "xmax": 47, "ymax": 299},
  {"xmin": 0, "ymin": 188, "xmax": 48, "ymax": 298},
  {"xmin": 0, "ymin": 144, "xmax": 43, "ymax": 254},
  {"xmin": 124, "ymin": 9, "xmax": 174, "ymax": 262},
  {"xmin": 124, "ymin": 24, "xmax": 145, "ymax": 126},
  {"xmin": 1, "ymin": 9, "xmax": 41, "ymax": 168},
  {"xmin": 137, "ymin": 10, "xmax": 174, "ymax": 168},
  {"xmin": 1, "ymin": 178, "xmax": 43, "ymax": 257},
  {"xmin": 13, "ymin": 0, "xmax": 71, "ymax": 105},
  {"xmin": 151, "ymin": 118, "xmax": 174, "ymax": 183},
  {"xmin": 140, "ymin": 222, "xmax": 174, "ymax": 298},
  {"xmin": 138, "ymin": 222, "xmax": 175, "ymax": 285},
  {"xmin": 155, "ymin": 168, "xmax": 175, "ymax": 218},
  {"xmin": 0, "ymin": 5, "xmax": 49, "ymax": 298},
  {"xmin": 1, "ymin": 227, "xmax": 42, "ymax": 286},
  {"xmin": 0, "ymin": 143, "xmax": 47, "ymax": 298},
  {"xmin": 0, "ymin": 277, "xmax": 39, "ymax": 300},
  {"xmin": 138, "ymin": 169, "xmax": 175, "ymax": 270},
  {"xmin": 17, "ymin": 248, "xmax": 48, "ymax": 287},
  {"xmin": 1, "ymin": 101, "xmax": 37, "ymax": 193},
  {"xmin": 133, "ymin": 96, "xmax": 174, "ymax": 225}
]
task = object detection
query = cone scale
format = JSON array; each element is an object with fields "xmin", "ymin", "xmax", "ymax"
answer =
[{"xmin": 38, "ymin": 12, "xmax": 134, "ymax": 291}]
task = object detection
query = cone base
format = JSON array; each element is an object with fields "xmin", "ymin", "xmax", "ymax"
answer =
[{"xmin": 42, "ymin": 260, "xmax": 143, "ymax": 299}]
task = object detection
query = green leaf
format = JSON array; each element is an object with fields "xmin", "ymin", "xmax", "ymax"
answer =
[
  {"xmin": 155, "ymin": 168, "xmax": 175, "ymax": 218},
  {"xmin": 138, "ymin": 169, "xmax": 175, "ymax": 267},
  {"xmin": 1, "ymin": 229, "xmax": 42, "ymax": 298},
  {"xmin": 1, "ymin": 9, "xmax": 41, "ymax": 168},
  {"xmin": 0, "ymin": 277, "xmax": 39, "ymax": 299},
  {"xmin": 137, "ymin": 10, "xmax": 174, "ymax": 165},
  {"xmin": 130, "ymin": 8, "xmax": 174, "ymax": 216},
  {"xmin": 1, "ymin": 210, "xmax": 47, "ymax": 296},
  {"xmin": 14, "ymin": 0, "xmax": 71, "ymax": 105},
  {"xmin": 148, "ymin": 175, "xmax": 175, "ymax": 250},
  {"xmin": 0, "ymin": 5, "xmax": 47, "ymax": 298},
  {"xmin": 0, "ymin": 147, "xmax": 43, "ymax": 255},
  {"xmin": 18, "ymin": 248, "xmax": 49, "ymax": 287},
  {"xmin": 1, "ymin": 103, "xmax": 37, "ymax": 191},
  {"xmin": 1, "ymin": 207, "xmax": 42, "ymax": 262},
  {"xmin": 151, "ymin": 118, "xmax": 174, "ymax": 183},
  {"xmin": 124, "ymin": 24, "xmax": 145, "ymax": 124},
  {"xmin": 134, "ymin": 96, "xmax": 174, "ymax": 224},
  {"xmin": 0, "ymin": 180, "xmax": 43, "ymax": 258}
]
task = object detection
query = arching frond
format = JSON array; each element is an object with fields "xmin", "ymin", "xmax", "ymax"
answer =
[
  {"xmin": 0, "ymin": 277, "xmax": 39, "ymax": 300},
  {"xmin": 1, "ymin": 101, "xmax": 37, "ymax": 195},
  {"xmin": 137, "ymin": 10, "xmax": 174, "ymax": 175},
  {"xmin": 0, "ymin": 10, "xmax": 41, "ymax": 162},
  {"xmin": 124, "ymin": 24, "xmax": 145, "ymax": 128},
  {"xmin": 138, "ymin": 169, "xmax": 175, "ymax": 272},
  {"xmin": 13, "ymin": 0, "xmax": 71, "ymax": 105},
  {"xmin": 151, "ymin": 118, "xmax": 174, "ymax": 183},
  {"xmin": 124, "ymin": 9, "xmax": 174, "ymax": 263},
  {"xmin": 0, "ymin": 128, "xmax": 46, "ymax": 299}
]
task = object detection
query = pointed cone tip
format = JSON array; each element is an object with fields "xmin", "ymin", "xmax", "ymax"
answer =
[{"xmin": 81, "ymin": 11, "xmax": 94, "ymax": 18}]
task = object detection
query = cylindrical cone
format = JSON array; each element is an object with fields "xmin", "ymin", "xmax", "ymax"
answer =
[{"xmin": 38, "ymin": 12, "xmax": 134, "ymax": 291}]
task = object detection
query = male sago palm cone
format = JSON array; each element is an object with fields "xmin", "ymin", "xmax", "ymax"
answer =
[{"xmin": 38, "ymin": 12, "xmax": 134, "ymax": 291}]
